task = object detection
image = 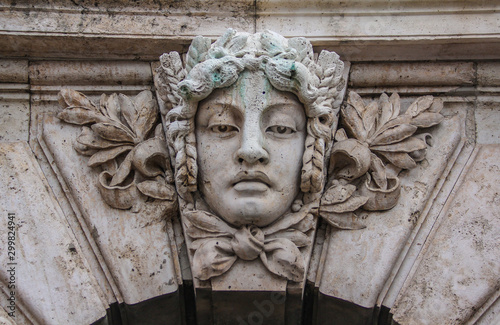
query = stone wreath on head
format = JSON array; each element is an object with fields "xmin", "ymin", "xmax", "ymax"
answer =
[{"xmin": 155, "ymin": 28, "xmax": 345, "ymax": 203}]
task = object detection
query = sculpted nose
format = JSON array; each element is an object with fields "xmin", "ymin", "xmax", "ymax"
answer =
[{"xmin": 235, "ymin": 130, "xmax": 269, "ymax": 165}]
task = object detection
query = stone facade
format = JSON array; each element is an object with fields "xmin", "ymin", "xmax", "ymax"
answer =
[{"xmin": 0, "ymin": 1, "xmax": 499, "ymax": 325}]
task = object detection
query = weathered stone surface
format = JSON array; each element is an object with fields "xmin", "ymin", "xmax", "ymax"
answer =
[
  {"xmin": 0, "ymin": 99, "xmax": 29, "ymax": 142},
  {"xmin": 477, "ymin": 62, "xmax": 500, "ymax": 86},
  {"xmin": 0, "ymin": 60, "xmax": 30, "ymax": 143},
  {"xmin": 376, "ymin": 103, "xmax": 473, "ymax": 311},
  {"xmin": 257, "ymin": 1, "xmax": 500, "ymax": 61},
  {"xmin": 0, "ymin": 0, "xmax": 255, "ymax": 60},
  {"xmin": 1, "ymin": 1, "xmax": 500, "ymax": 61},
  {"xmin": 40, "ymin": 114, "xmax": 180, "ymax": 306},
  {"xmin": 30, "ymin": 61, "xmax": 153, "ymax": 86},
  {"xmin": 475, "ymin": 100, "xmax": 500, "ymax": 144},
  {"xmin": 349, "ymin": 62, "xmax": 474, "ymax": 87},
  {"xmin": 0, "ymin": 142, "xmax": 108, "ymax": 324},
  {"xmin": 0, "ymin": 60, "xmax": 28, "ymax": 83},
  {"xmin": 317, "ymin": 106, "xmax": 465, "ymax": 309},
  {"xmin": 392, "ymin": 145, "xmax": 500, "ymax": 325},
  {"xmin": 0, "ymin": 306, "xmax": 16, "ymax": 325},
  {"xmin": 474, "ymin": 295, "xmax": 500, "ymax": 325}
]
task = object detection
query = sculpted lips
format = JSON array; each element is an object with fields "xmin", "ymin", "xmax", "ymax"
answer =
[{"xmin": 232, "ymin": 171, "xmax": 271, "ymax": 192}]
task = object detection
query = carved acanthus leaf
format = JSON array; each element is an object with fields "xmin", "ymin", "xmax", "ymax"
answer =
[
  {"xmin": 57, "ymin": 89, "xmax": 177, "ymax": 215},
  {"xmin": 320, "ymin": 91, "xmax": 444, "ymax": 229}
]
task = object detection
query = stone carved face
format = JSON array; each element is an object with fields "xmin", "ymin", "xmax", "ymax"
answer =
[
  {"xmin": 196, "ymin": 71, "xmax": 306, "ymax": 227},
  {"xmin": 152, "ymin": 29, "xmax": 349, "ymax": 281}
]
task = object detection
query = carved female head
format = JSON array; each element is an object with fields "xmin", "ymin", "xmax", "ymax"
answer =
[{"xmin": 157, "ymin": 29, "xmax": 345, "ymax": 227}]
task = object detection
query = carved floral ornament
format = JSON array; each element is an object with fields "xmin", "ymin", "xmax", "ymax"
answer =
[{"xmin": 57, "ymin": 29, "xmax": 443, "ymax": 282}]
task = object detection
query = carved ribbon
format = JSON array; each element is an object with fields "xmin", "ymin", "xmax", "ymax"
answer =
[{"xmin": 184, "ymin": 202, "xmax": 317, "ymax": 282}]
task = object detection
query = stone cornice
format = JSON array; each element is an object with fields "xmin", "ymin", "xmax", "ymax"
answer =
[{"xmin": 0, "ymin": 1, "xmax": 499, "ymax": 60}]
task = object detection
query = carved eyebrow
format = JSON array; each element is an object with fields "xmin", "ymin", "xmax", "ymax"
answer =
[
  {"xmin": 202, "ymin": 100, "xmax": 242, "ymax": 114},
  {"xmin": 263, "ymin": 102, "xmax": 304, "ymax": 112},
  {"xmin": 199, "ymin": 101, "xmax": 244, "ymax": 126},
  {"xmin": 263, "ymin": 103, "xmax": 306, "ymax": 126}
]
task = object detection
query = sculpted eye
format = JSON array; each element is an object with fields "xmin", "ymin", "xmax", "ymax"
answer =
[
  {"xmin": 209, "ymin": 124, "xmax": 239, "ymax": 137},
  {"xmin": 266, "ymin": 125, "xmax": 295, "ymax": 136}
]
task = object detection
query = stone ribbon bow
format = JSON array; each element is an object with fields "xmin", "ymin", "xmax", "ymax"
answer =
[{"xmin": 184, "ymin": 202, "xmax": 317, "ymax": 282}]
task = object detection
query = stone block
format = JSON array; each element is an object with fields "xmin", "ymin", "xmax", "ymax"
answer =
[
  {"xmin": 475, "ymin": 100, "xmax": 500, "ymax": 144},
  {"xmin": 0, "ymin": 142, "xmax": 108, "ymax": 324},
  {"xmin": 349, "ymin": 62, "xmax": 474, "ymax": 88},
  {"xmin": 317, "ymin": 106, "xmax": 465, "ymax": 313},
  {"xmin": 0, "ymin": 100, "xmax": 29, "ymax": 142},
  {"xmin": 0, "ymin": 60, "xmax": 28, "ymax": 83},
  {"xmin": 40, "ymin": 114, "xmax": 181, "ymax": 312},
  {"xmin": 392, "ymin": 145, "xmax": 500, "ymax": 325},
  {"xmin": 477, "ymin": 62, "xmax": 500, "ymax": 86},
  {"xmin": 0, "ymin": 1, "xmax": 255, "ymax": 60},
  {"xmin": 30, "ymin": 61, "xmax": 153, "ymax": 86}
]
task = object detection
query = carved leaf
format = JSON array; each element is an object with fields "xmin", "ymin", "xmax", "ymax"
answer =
[
  {"xmin": 262, "ymin": 238, "xmax": 305, "ymax": 282},
  {"xmin": 363, "ymin": 101, "xmax": 379, "ymax": 138},
  {"xmin": 377, "ymin": 151, "xmax": 417, "ymax": 169},
  {"xmin": 335, "ymin": 128, "xmax": 349, "ymax": 142},
  {"xmin": 137, "ymin": 179, "xmax": 176, "ymax": 200},
  {"xmin": 378, "ymin": 93, "xmax": 393, "ymax": 128},
  {"xmin": 88, "ymin": 145, "xmax": 133, "ymax": 167},
  {"xmin": 320, "ymin": 211, "xmax": 366, "ymax": 230},
  {"xmin": 409, "ymin": 112, "xmax": 444, "ymax": 128},
  {"xmin": 187, "ymin": 227, "xmax": 229, "ymax": 240},
  {"xmin": 184, "ymin": 210, "xmax": 237, "ymax": 235},
  {"xmin": 226, "ymin": 34, "xmax": 249, "ymax": 54},
  {"xmin": 91, "ymin": 123, "xmax": 135, "ymax": 143},
  {"xmin": 371, "ymin": 137, "xmax": 427, "ymax": 153},
  {"xmin": 213, "ymin": 28, "xmax": 237, "ymax": 50},
  {"xmin": 341, "ymin": 103, "xmax": 366, "ymax": 141},
  {"xmin": 109, "ymin": 152, "xmax": 133, "ymax": 187},
  {"xmin": 348, "ymin": 91, "xmax": 367, "ymax": 116},
  {"xmin": 260, "ymin": 30, "xmax": 284, "ymax": 56},
  {"xmin": 193, "ymin": 239, "xmax": 236, "ymax": 280},
  {"xmin": 76, "ymin": 127, "xmax": 123, "ymax": 149},
  {"xmin": 405, "ymin": 95, "xmax": 434, "ymax": 117},
  {"xmin": 266, "ymin": 229, "xmax": 311, "ymax": 247},
  {"xmin": 57, "ymin": 107, "xmax": 104, "ymax": 125},
  {"xmin": 289, "ymin": 37, "xmax": 314, "ymax": 63},
  {"xmin": 73, "ymin": 141, "xmax": 97, "ymax": 156},
  {"xmin": 376, "ymin": 115, "xmax": 412, "ymax": 135},
  {"xmin": 186, "ymin": 36, "xmax": 211, "ymax": 73},
  {"xmin": 429, "ymin": 98, "xmax": 444, "ymax": 113},
  {"xmin": 104, "ymin": 93, "xmax": 123, "ymax": 123},
  {"xmin": 320, "ymin": 195, "xmax": 369, "ymax": 213},
  {"xmin": 99, "ymin": 93, "xmax": 108, "ymax": 116},
  {"xmin": 389, "ymin": 93, "xmax": 401, "ymax": 119},
  {"xmin": 262, "ymin": 201, "xmax": 317, "ymax": 236},
  {"xmin": 58, "ymin": 89, "xmax": 96, "ymax": 110},
  {"xmin": 321, "ymin": 184, "xmax": 357, "ymax": 205},
  {"xmin": 370, "ymin": 153, "xmax": 388, "ymax": 189},
  {"xmin": 370, "ymin": 124, "xmax": 418, "ymax": 146},
  {"xmin": 117, "ymin": 93, "xmax": 136, "ymax": 130},
  {"xmin": 291, "ymin": 213, "xmax": 316, "ymax": 233},
  {"xmin": 132, "ymin": 91, "xmax": 158, "ymax": 140}
]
